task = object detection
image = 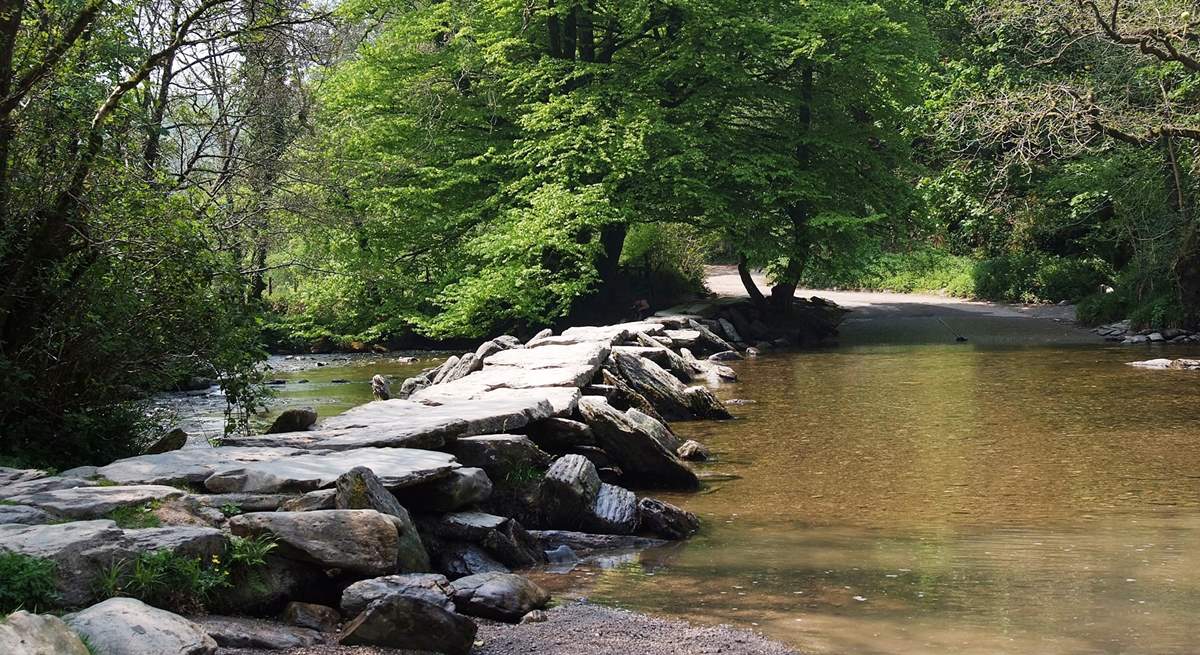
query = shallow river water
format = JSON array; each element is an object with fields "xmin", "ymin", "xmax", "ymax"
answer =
[
  {"xmin": 170, "ymin": 307, "xmax": 1200, "ymax": 654},
  {"xmin": 535, "ymin": 312, "xmax": 1200, "ymax": 655}
]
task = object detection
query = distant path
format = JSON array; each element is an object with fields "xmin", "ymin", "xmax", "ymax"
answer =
[{"xmin": 704, "ymin": 264, "xmax": 1078, "ymax": 321}]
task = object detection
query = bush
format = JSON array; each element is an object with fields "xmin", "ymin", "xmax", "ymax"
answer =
[
  {"xmin": 0, "ymin": 553, "xmax": 59, "ymax": 615},
  {"xmin": 972, "ymin": 253, "xmax": 1042, "ymax": 302},
  {"xmin": 1076, "ymin": 291, "xmax": 1128, "ymax": 326},
  {"xmin": 1035, "ymin": 257, "xmax": 1113, "ymax": 303}
]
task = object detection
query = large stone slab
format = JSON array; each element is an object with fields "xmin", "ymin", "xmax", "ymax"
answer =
[
  {"xmin": 8, "ymin": 485, "xmax": 184, "ymax": 519},
  {"xmin": 484, "ymin": 341, "xmax": 611, "ymax": 370},
  {"xmin": 527, "ymin": 322, "xmax": 664, "ymax": 347},
  {"xmin": 0, "ymin": 466, "xmax": 47, "ymax": 487},
  {"xmin": 95, "ymin": 447, "xmax": 310, "ymax": 486},
  {"xmin": 0, "ymin": 475, "xmax": 97, "ymax": 500},
  {"xmin": 66, "ymin": 598, "xmax": 217, "ymax": 655},
  {"xmin": 202, "ymin": 448, "xmax": 458, "ymax": 493},
  {"xmin": 228, "ymin": 510, "xmax": 402, "ymax": 577},
  {"xmin": 219, "ymin": 420, "xmax": 465, "ymax": 451},
  {"xmin": 0, "ymin": 503, "xmax": 57, "ymax": 525}
]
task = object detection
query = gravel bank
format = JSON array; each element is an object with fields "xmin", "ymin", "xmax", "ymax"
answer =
[{"xmin": 217, "ymin": 602, "xmax": 802, "ymax": 655}]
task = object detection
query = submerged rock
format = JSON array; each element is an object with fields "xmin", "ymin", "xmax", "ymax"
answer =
[
  {"xmin": 638, "ymin": 498, "xmax": 701, "ymax": 540},
  {"xmin": 585, "ymin": 483, "xmax": 639, "ymax": 535},
  {"xmin": 677, "ymin": 439, "xmax": 711, "ymax": 461}
]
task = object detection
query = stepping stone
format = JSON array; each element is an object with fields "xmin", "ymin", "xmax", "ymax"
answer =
[
  {"xmin": 202, "ymin": 448, "xmax": 458, "ymax": 494},
  {"xmin": 7, "ymin": 485, "xmax": 184, "ymax": 519},
  {"xmin": 0, "ymin": 476, "xmax": 97, "ymax": 500},
  {"xmin": 0, "ymin": 503, "xmax": 57, "ymax": 525},
  {"xmin": 96, "ymin": 447, "xmax": 310, "ymax": 487}
]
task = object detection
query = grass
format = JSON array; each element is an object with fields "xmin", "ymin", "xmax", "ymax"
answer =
[
  {"xmin": 0, "ymin": 499, "xmax": 18, "ymax": 506},
  {"xmin": 503, "ymin": 463, "xmax": 545, "ymax": 486},
  {"xmin": 0, "ymin": 552, "xmax": 59, "ymax": 614},
  {"xmin": 218, "ymin": 502, "xmax": 243, "ymax": 518},
  {"xmin": 105, "ymin": 502, "xmax": 162, "ymax": 529}
]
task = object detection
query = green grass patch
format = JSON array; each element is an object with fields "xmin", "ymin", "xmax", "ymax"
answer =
[
  {"xmin": 503, "ymin": 463, "xmax": 544, "ymax": 486},
  {"xmin": 0, "ymin": 552, "xmax": 59, "ymax": 614},
  {"xmin": 105, "ymin": 502, "xmax": 162, "ymax": 529},
  {"xmin": 0, "ymin": 499, "xmax": 19, "ymax": 506},
  {"xmin": 218, "ymin": 502, "xmax": 243, "ymax": 518}
]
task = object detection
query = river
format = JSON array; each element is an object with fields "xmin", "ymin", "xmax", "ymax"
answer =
[{"xmin": 164, "ymin": 299, "xmax": 1200, "ymax": 654}]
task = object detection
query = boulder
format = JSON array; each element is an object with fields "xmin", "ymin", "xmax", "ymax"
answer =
[
  {"xmin": 624, "ymin": 408, "xmax": 683, "ymax": 452},
  {"xmin": 609, "ymin": 351, "xmax": 697, "ymax": 421},
  {"xmin": 539, "ymin": 455, "xmax": 601, "ymax": 528},
  {"xmin": 688, "ymin": 319, "xmax": 736, "ymax": 353},
  {"xmin": 448, "ymin": 435, "xmax": 551, "ymax": 483},
  {"xmin": 8, "ymin": 484, "xmax": 184, "ymax": 519},
  {"xmin": 266, "ymin": 407, "xmax": 319, "ymax": 434},
  {"xmin": 0, "ymin": 503, "xmax": 56, "ymax": 525},
  {"xmin": 212, "ymin": 554, "xmax": 318, "ymax": 616},
  {"xmin": 66, "ymin": 598, "xmax": 217, "ymax": 655},
  {"xmin": 281, "ymin": 602, "xmax": 340, "ymax": 633},
  {"xmin": 633, "ymin": 332, "xmax": 694, "ymax": 382},
  {"xmin": 708, "ymin": 350, "xmax": 743, "ymax": 362},
  {"xmin": 421, "ymin": 512, "xmax": 544, "ymax": 568},
  {"xmin": 685, "ymin": 386, "xmax": 733, "ymax": 420},
  {"xmin": 595, "ymin": 369, "xmax": 667, "ymax": 423},
  {"xmin": 677, "ymin": 440, "xmax": 711, "ymax": 461},
  {"xmin": 449, "ymin": 572, "xmax": 550, "ymax": 622},
  {"xmin": 279, "ymin": 489, "xmax": 336, "ymax": 512},
  {"xmin": 371, "ymin": 374, "xmax": 391, "ymax": 400},
  {"xmin": 340, "ymin": 573, "xmax": 455, "ymax": 616},
  {"xmin": 431, "ymin": 355, "xmax": 461, "ymax": 384},
  {"xmin": 333, "ymin": 467, "xmax": 430, "ymax": 572},
  {"xmin": 339, "ymin": 595, "xmax": 477, "ymax": 655},
  {"xmin": 198, "ymin": 616, "xmax": 323, "ymax": 649},
  {"xmin": 145, "ymin": 428, "xmax": 188, "ymax": 454},
  {"xmin": 526, "ymin": 417, "xmax": 597, "ymax": 451},
  {"xmin": 0, "ymin": 611, "xmax": 89, "ymax": 655},
  {"xmin": 577, "ymin": 397, "xmax": 699, "ymax": 490},
  {"xmin": 0, "ymin": 466, "xmax": 47, "ymax": 486},
  {"xmin": 430, "ymin": 541, "xmax": 509, "ymax": 579},
  {"xmin": 202, "ymin": 447, "xmax": 459, "ymax": 494},
  {"xmin": 228, "ymin": 510, "xmax": 402, "ymax": 577},
  {"xmin": 393, "ymin": 467, "xmax": 493, "ymax": 513},
  {"xmin": 396, "ymin": 375, "xmax": 429, "ymax": 398},
  {"xmin": 332, "ymin": 394, "xmax": 552, "ymax": 439},
  {"xmin": 584, "ymin": 483, "xmax": 639, "ymax": 535},
  {"xmin": 494, "ymin": 335, "xmax": 523, "ymax": 349},
  {"xmin": 638, "ymin": 498, "xmax": 700, "ymax": 540},
  {"xmin": 716, "ymin": 318, "xmax": 743, "ymax": 344}
]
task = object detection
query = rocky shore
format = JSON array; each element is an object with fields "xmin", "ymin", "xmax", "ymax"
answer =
[
  {"xmin": 1093, "ymin": 321, "xmax": 1200, "ymax": 344},
  {"xmin": 0, "ymin": 299, "xmax": 831, "ymax": 654}
]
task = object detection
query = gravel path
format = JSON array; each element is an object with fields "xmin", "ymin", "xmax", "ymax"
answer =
[{"xmin": 217, "ymin": 602, "xmax": 801, "ymax": 655}]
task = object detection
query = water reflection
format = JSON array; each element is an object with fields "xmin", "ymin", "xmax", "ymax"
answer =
[{"xmin": 538, "ymin": 341, "xmax": 1200, "ymax": 655}]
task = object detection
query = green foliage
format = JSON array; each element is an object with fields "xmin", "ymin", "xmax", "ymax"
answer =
[
  {"xmin": 0, "ymin": 553, "xmax": 59, "ymax": 615},
  {"xmin": 503, "ymin": 463, "xmax": 546, "ymax": 487},
  {"xmin": 621, "ymin": 223, "xmax": 714, "ymax": 303},
  {"xmin": 1077, "ymin": 291, "xmax": 1129, "ymax": 326},
  {"xmin": 219, "ymin": 503, "xmax": 244, "ymax": 518},
  {"xmin": 227, "ymin": 535, "xmax": 278, "ymax": 569},
  {"xmin": 104, "ymin": 503, "xmax": 162, "ymax": 529}
]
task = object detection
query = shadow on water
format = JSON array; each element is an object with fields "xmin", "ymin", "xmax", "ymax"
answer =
[{"xmin": 536, "ymin": 313, "xmax": 1200, "ymax": 655}]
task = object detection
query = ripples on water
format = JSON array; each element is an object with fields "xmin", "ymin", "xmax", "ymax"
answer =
[{"xmin": 538, "ymin": 314, "xmax": 1200, "ymax": 655}]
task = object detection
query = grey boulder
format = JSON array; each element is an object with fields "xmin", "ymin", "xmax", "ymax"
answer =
[
  {"xmin": 577, "ymin": 396, "xmax": 699, "ymax": 490},
  {"xmin": 66, "ymin": 598, "xmax": 217, "ymax": 655},
  {"xmin": 281, "ymin": 602, "xmax": 340, "ymax": 633},
  {"xmin": 449, "ymin": 572, "xmax": 550, "ymax": 622},
  {"xmin": 338, "ymin": 595, "xmax": 477, "ymax": 655},
  {"xmin": 638, "ymin": 497, "xmax": 701, "ymax": 540},
  {"xmin": 197, "ymin": 616, "xmax": 323, "ymax": 649},
  {"xmin": 266, "ymin": 407, "xmax": 319, "ymax": 434},
  {"xmin": 394, "ymin": 467, "xmax": 493, "ymax": 512},
  {"xmin": 333, "ymin": 467, "xmax": 429, "ymax": 572},
  {"xmin": 340, "ymin": 573, "xmax": 455, "ymax": 616},
  {"xmin": 228, "ymin": 510, "xmax": 402, "ymax": 577}
]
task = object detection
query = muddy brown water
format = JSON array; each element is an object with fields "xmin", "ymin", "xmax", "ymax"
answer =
[
  {"xmin": 535, "ymin": 314, "xmax": 1200, "ymax": 655},
  {"xmin": 170, "ymin": 309, "xmax": 1200, "ymax": 654}
]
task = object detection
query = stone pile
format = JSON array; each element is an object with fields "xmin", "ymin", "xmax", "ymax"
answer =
[
  {"xmin": 0, "ymin": 303, "xmax": 783, "ymax": 653},
  {"xmin": 1094, "ymin": 321, "xmax": 1200, "ymax": 344}
]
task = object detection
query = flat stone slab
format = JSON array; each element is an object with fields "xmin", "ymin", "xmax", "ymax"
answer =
[
  {"xmin": 198, "ymin": 616, "xmax": 324, "ymax": 649},
  {"xmin": 1127, "ymin": 358, "xmax": 1200, "ymax": 370},
  {"xmin": 0, "ymin": 475, "xmax": 97, "ymax": 500},
  {"xmin": 8, "ymin": 485, "xmax": 185, "ymax": 519},
  {"xmin": 484, "ymin": 342, "xmax": 610, "ymax": 370},
  {"xmin": 0, "ymin": 503, "xmax": 57, "ymax": 525},
  {"xmin": 527, "ymin": 322, "xmax": 664, "ymax": 347},
  {"xmin": 220, "ymin": 420, "xmax": 466, "ymax": 451},
  {"xmin": 203, "ymin": 448, "xmax": 459, "ymax": 493},
  {"xmin": 96, "ymin": 447, "xmax": 310, "ymax": 486},
  {"xmin": 0, "ymin": 467, "xmax": 48, "ymax": 487}
]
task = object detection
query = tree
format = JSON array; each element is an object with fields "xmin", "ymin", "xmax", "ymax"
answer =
[{"xmin": 310, "ymin": 0, "xmax": 932, "ymax": 336}]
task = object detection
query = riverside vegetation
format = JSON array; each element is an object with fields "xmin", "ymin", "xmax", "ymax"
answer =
[
  {"xmin": 4, "ymin": 0, "xmax": 1200, "ymax": 471},
  {"xmin": 0, "ymin": 307, "xmax": 831, "ymax": 653}
]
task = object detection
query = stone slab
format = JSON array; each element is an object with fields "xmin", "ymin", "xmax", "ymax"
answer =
[
  {"xmin": 9, "ymin": 485, "xmax": 185, "ymax": 519},
  {"xmin": 96, "ymin": 447, "xmax": 310, "ymax": 486},
  {"xmin": 203, "ymin": 448, "xmax": 459, "ymax": 494}
]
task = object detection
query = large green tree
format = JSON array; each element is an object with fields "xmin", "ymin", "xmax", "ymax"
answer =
[{"xmin": 310, "ymin": 0, "xmax": 933, "ymax": 336}]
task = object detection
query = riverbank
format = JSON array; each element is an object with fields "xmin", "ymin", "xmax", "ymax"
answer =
[
  {"xmin": 218, "ymin": 603, "xmax": 801, "ymax": 655},
  {"xmin": 0, "ymin": 301, "xmax": 818, "ymax": 654}
]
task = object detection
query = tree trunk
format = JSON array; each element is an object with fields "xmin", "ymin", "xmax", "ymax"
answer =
[
  {"xmin": 737, "ymin": 253, "xmax": 765, "ymax": 305},
  {"xmin": 770, "ymin": 65, "xmax": 815, "ymax": 314}
]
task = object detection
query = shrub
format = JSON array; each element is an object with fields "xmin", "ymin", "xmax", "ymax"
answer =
[
  {"xmin": 1076, "ymin": 291, "xmax": 1128, "ymax": 326},
  {"xmin": 0, "ymin": 553, "xmax": 59, "ymax": 615},
  {"xmin": 1035, "ymin": 257, "xmax": 1113, "ymax": 303},
  {"xmin": 972, "ymin": 253, "xmax": 1042, "ymax": 302}
]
